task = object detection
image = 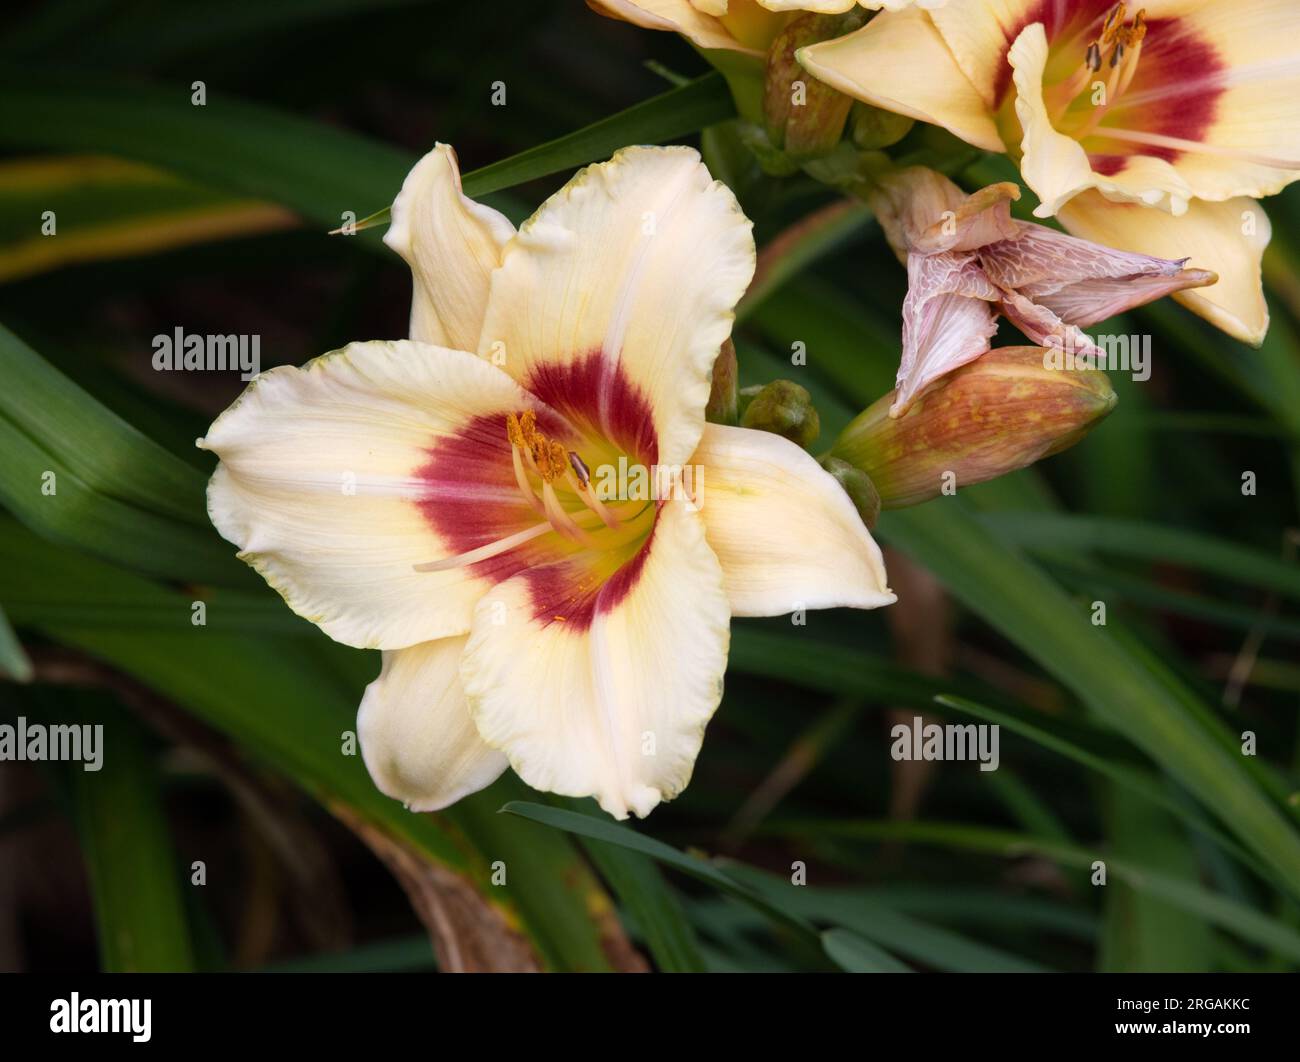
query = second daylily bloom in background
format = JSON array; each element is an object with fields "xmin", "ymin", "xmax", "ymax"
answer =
[
  {"xmin": 589, "ymin": 0, "xmax": 940, "ymax": 57},
  {"xmin": 799, "ymin": 0, "xmax": 1300, "ymax": 344},
  {"xmin": 867, "ymin": 166, "xmax": 1214, "ymax": 413},
  {"xmin": 199, "ymin": 145, "xmax": 893, "ymax": 820},
  {"xmin": 590, "ymin": 0, "xmax": 935, "ymax": 159}
]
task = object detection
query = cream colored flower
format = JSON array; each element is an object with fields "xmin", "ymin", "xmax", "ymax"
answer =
[
  {"xmin": 799, "ymin": 0, "xmax": 1300, "ymax": 344},
  {"xmin": 198, "ymin": 145, "xmax": 893, "ymax": 819},
  {"xmin": 589, "ymin": 0, "xmax": 943, "ymax": 55}
]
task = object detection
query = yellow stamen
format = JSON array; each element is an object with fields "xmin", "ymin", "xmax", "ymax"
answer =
[
  {"xmin": 511, "ymin": 445, "xmax": 545, "ymax": 516},
  {"xmin": 505, "ymin": 411, "xmax": 524, "ymax": 448},
  {"xmin": 1061, "ymin": 5, "xmax": 1149, "ymax": 137},
  {"xmin": 1114, "ymin": 11, "xmax": 1146, "ymax": 98},
  {"xmin": 501, "ymin": 409, "xmax": 630, "ymax": 546}
]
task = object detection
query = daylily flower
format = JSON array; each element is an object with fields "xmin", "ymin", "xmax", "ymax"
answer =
[
  {"xmin": 798, "ymin": 0, "xmax": 1300, "ymax": 344},
  {"xmin": 589, "ymin": 0, "xmax": 942, "ymax": 57},
  {"xmin": 867, "ymin": 166, "xmax": 1214, "ymax": 414},
  {"xmin": 198, "ymin": 145, "xmax": 894, "ymax": 820}
]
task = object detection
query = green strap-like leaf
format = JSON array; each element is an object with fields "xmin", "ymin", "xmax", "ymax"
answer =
[
  {"xmin": 0, "ymin": 69, "xmax": 734, "ymax": 240},
  {"xmin": 0, "ymin": 519, "xmax": 616, "ymax": 972},
  {"xmin": 0, "ymin": 603, "xmax": 32, "ymax": 681},
  {"xmin": 977, "ymin": 512, "xmax": 1300, "ymax": 601},
  {"xmin": 767, "ymin": 819, "xmax": 1300, "ymax": 963},
  {"xmin": 571, "ymin": 809, "xmax": 706, "ymax": 973},
  {"xmin": 0, "ymin": 322, "xmax": 207, "ymax": 524},
  {"xmin": 934, "ymin": 694, "xmax": 1263, "ymax": 880},
  {"xmin": 502, "ymin": 800, "xmax": 819, "ymax": 942},
  {"xmin": 821, "ymin": 929, "xmax": 914, "ymax": 973},
  {"xmin": 52, "ymin": 695, "xmax": 197, "ymax": 972}
]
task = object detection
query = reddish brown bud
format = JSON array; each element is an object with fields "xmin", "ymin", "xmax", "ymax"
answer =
[
  {"xmin": 763, "ymin": 13, "xmax": 866, "ymax": 161},
  {"xmin": 829, "ymin": 347, "xmax": 1117, "ymax": 508}
]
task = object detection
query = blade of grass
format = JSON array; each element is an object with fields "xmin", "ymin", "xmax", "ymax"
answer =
[
  {"xmin": 1098, "ymin": 795, "xmax": 1213, "ymax": 971},
  {"xmin": 769, "ymin": 818, "xmax": 1300, "ymax": 962},
  {"xmin": 0, "ymin": 603, "xmax": 32, "ymax": 681},
  {"xmin": 0, "ymin": 69, "xmax": 733, "ymax": 240},
  {"xmin": 821, "ymin": 928, "xmax": 914, "ymax": 972},
  {"xmin": 0, "ymin": 155, "xmax": 295, "ymax": 283},
  {"xmin": 977, "ymin": 512, "xmax": 1300, "ymax": 601},
  {"xmin": 45, "ymin": 693, "xmax": 197, "ymax": 971},
  {"xmin": 0, "ymin": 414, "xmax": 246, "ymax": 585},
  {"xmin": 502, "ymin": 801, "xmax": 819, "ymax": 941},
  {"xmin": 880, "ymin": 500, "xmax": 1300, "ymax": 893},
  {"xmin": 736, "ymin": 199, "xmax": 872, "ymax": 322},
  {"xmin": 563, "ymin": 797, "xmax": 705, "ymax": 973},
  {"xmin": 0, "ymin": 321, "xmax": 208, "ymax": 525},
  {"xmin": 933, "ymin": 694, "xmax": 1264, "ymax": 879},
  {"xmin": 0, "ymin": 519, "xmax": 617, "ymax": 971},
  {"xmin": 722, "ymin": 862, "xmax": 1051, "ymax": 972}
]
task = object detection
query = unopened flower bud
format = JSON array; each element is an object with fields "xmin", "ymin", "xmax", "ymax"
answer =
[
  {"xmin": 740, "ymin": 379, "xmax": 821, "ymax": 450},
  {"xmin": 706, "ymin": 339, "xmax": 739, "ymax": 425},
  {"xmin": 764, "ymin": 12, "xmax": 866, "ymax": 162},
  {"xmin": 820, "ymin": 456, "xmax": 881, "ymax": 529},
  {"xmin": 828, "ymin": 347, "xmax": 1117, "ymax": 508},
  {"xmin": 850, "ymin": 103, "xmax": 914, "ymax": 150}
]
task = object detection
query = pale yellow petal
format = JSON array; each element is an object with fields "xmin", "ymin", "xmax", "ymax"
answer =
[
  {"xmin": 384, "ymin": 145, "xmax": 515, "ymax": 351},
  {"xmin": 927, "ymin": 0, "xmax": 1041, "ymax": 105},
  {"xmin": 719, "ymin": 0, "xmax": 942, "ymax": 10},
  {"xmin": 691, "ymin": 424, "xmax": 894, "ymax": 616},
  {"xmin": 1057, "ymin": 192, "xmax": 1271, "ymax": 346},
  {"xmin": 461, "ymin": 500, "xmax": 730, "ymax": 819},
  {"xmin": 1011, "ymin": 22, "xmax": 1195, "ymax": 216},
  {"xmin": 587, "ymin": 0, "xmax": 758, "ymax": 53},
  {"xmin": 1107, "ymin": 0, "xmax": 1300, "ymax": 203},
  {"xmin": 358, "ymin": 638, "xmax": 508, "ymax": 812},
  {"xmin": 929, "ymin": 0, "xmax": 1194, "ymax": 107},
  {"xmin": 199, "ymin": 340, "xmax": 544, "ymax": 650},
  {"xmin": 476, "ymin": 146, "xmax": 755, "ymax": 470},
  {"xmin": 798, "ymin": 7, "xmax": 1004, "ymax": 153}
]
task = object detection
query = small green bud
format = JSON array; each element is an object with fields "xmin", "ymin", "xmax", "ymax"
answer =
[
  {"xmin": 820, "ymin": 456, "xmax": 881, "ymax": 529},
  {"xmin": 829, "ymin": 346, "xmax": 1117, "ymax": 508},
  {"xmin": 764, "ymin": 13, "xmax": 866, "ymax": 162},
  {"xmin": 850, "ymin": 103, "xmax": 914, "ymax": 150},
  {"xmin": 736, "ymin": 122, "xmax": 803, "ymax": 178},
  {"xmin": 740, "ymin": 379, "xmax": 821, "ymax": 450}
]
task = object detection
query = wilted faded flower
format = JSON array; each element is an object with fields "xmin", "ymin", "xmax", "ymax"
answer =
[
  {"xmin": 830, "ymin": 345, "xmax": 1117, "ymax": 507},
  {"xmin": 199, "ymin": 145, "xmax": 893, "ymax": 820},
  {"xmin": 867, "ymin": 166, "xmax": 1214, "ymax": 414},
  {"xmin": 799, "ymin": 0, "xmax": 1300, "ymax": 343}
]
